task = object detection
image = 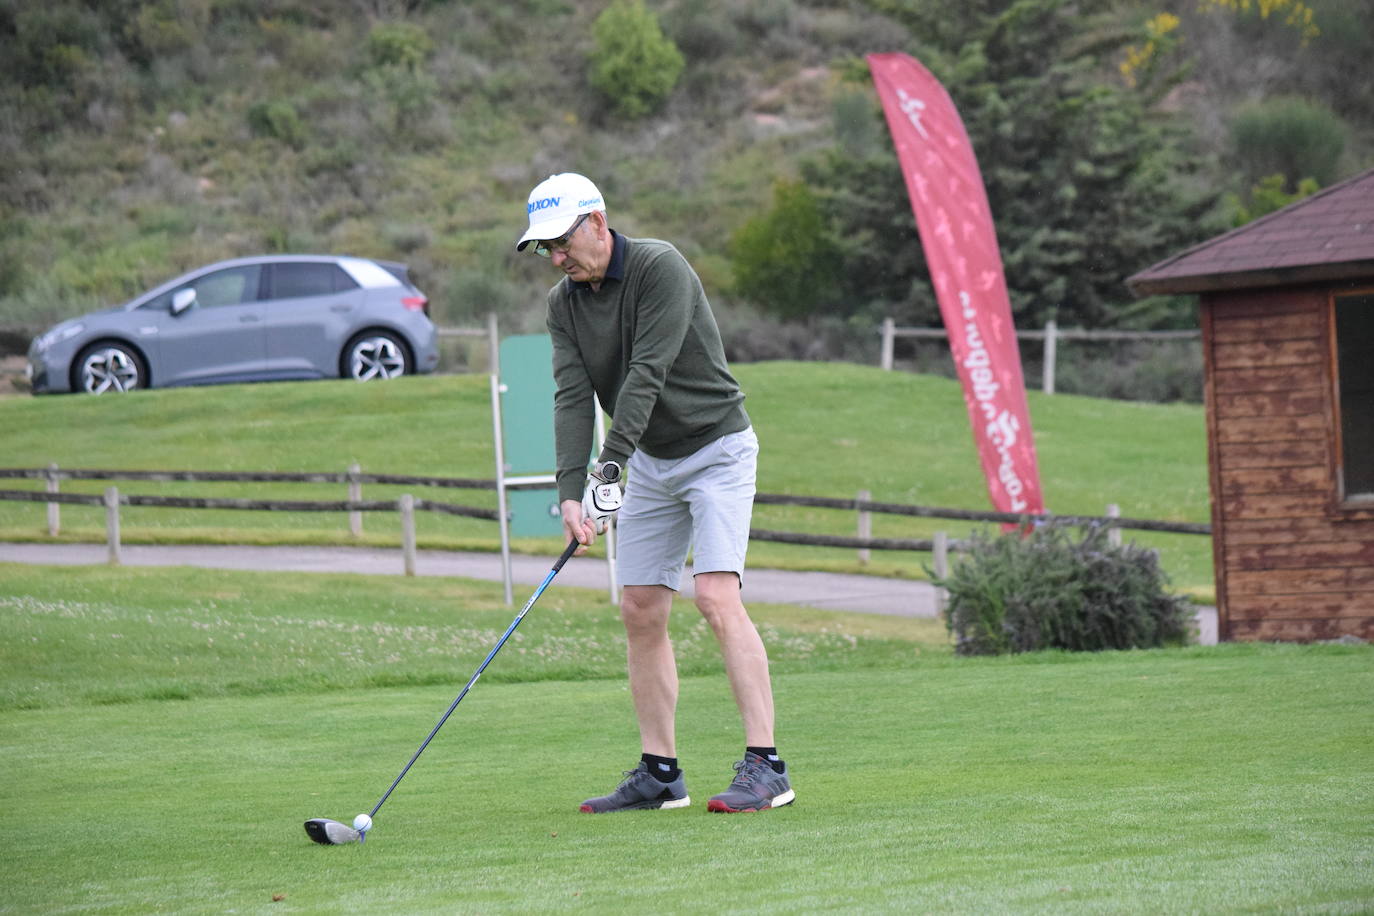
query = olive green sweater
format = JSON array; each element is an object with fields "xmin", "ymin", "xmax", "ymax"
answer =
[{"xmin": 546, "ymin": 233, "xmax": 749, "ymax": 502}]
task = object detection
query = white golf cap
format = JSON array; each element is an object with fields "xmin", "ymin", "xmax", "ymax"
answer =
[{"xmin": 516, "ymin": 173, "xmax": 606, "ymax": 251}]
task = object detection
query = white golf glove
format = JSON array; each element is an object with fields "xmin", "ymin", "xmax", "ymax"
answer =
[
  {"xmin": 581, "ymin": 460, "xmax": 623, "ymax": 534},
  {"xmin": 581, "ymin": 478, "xmax": 622, "ymax": 534}
]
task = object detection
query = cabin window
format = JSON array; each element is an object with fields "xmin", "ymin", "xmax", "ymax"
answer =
[{"xmin": 1333, "ymin": 291, "xmax": 1374, "ymax": 502}]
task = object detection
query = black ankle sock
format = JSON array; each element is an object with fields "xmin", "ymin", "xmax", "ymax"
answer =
[
  {"xmin": 641, "ymin": 753, "xmax": 680, "ymax": 783},
  {"xmin": 747, "ymin": 746, "xmax": 786, "ymax": 774}
]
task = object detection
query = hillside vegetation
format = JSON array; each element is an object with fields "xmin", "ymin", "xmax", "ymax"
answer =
[{"xmin": 2, "ymin": 0, "xmax": 1372, "ymax": 381}]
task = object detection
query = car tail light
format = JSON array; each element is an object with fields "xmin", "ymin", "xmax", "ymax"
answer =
[{"xmin": 402, "ymin": 295, "xmax": 429, "ymax": 316}]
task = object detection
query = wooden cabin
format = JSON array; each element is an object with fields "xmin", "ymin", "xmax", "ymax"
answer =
[{"xmin": 1128, "ymin": 167, "xmax": 1374, "ymax": 642}]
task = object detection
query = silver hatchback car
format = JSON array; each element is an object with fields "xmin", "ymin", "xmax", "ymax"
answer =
[{"xmin": 27, "ymin": 254, "xmax": 440, "ymax": 394}]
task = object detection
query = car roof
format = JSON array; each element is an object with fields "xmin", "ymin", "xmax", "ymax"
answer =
[{"xmin": 123, "ymin": 254, "xmax": 406, "ymax": 308}]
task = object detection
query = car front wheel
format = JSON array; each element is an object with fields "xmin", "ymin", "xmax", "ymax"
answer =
[
  {"xmin": 74, "ymin": 342, "xmax": 147, "ymax": 394},
  {"xmin": 343, "ymin": 332, "xmax": 411, "ymax": 381}
]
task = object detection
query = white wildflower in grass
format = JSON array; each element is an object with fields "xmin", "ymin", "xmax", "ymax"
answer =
[{"xmin": 2, "ymin": 568, "xmax": 925, "ymax": 710}]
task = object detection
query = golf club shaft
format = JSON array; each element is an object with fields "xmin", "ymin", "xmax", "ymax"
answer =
[{"xmin": 368, "ymin": 539, "xmax": 581, "ymax": 818}]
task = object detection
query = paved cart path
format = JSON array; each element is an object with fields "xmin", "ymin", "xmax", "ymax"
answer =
[
  {"xmin": 0, "ymin": 542, "xmax": 1217, "ymax": 641},
  {"xmin": 0, "ymin": 542, "xmax": 941, "ymax": 617}
]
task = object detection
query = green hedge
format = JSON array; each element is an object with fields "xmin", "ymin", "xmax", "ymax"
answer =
[{"xmin": 935, "ymin": 522, "xmax": 1193, "ymax": 655}]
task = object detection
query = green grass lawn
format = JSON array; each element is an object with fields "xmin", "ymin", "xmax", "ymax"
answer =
[
  {"xmin": 2, "ymin": 565, "xmax": 1371, "ymax": 913},
  {"xmin": 0, "ymin": 564, "xmax": 942, "ymax": 711},
  {"xmin": 0, "ymin": 362, "xmax": 1214, "ymax": 597}
]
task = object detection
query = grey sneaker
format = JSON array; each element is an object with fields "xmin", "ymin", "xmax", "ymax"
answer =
[
  {"xmin": 579, "ymin": 761, "xmax": 691, "ymax": 813},
  {"xmin": 707, "ymin": 752, "xmax": 795, "ymax": 812}
]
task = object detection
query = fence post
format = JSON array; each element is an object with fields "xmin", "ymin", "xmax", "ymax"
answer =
[
  {"xmin": 856, "ymin": 489, "xmax": 872, "ymax": 565},
  {"xmin": 105, "ymin": 486, "xmax": 121, "ymax": 565},
  {"xmin": 880, "ymin": 317, "xmax": 895, "ymax": 371},
  {"xmin": 400, "ymin": 494, "xmax": 416, "ymax": 576},
  {"xmin": 1106, "ymin": 503, "xmax": 1121, "ymax": 547},
  {"xmin": 933, "ymin": 530, "xmax": 949, "ymax": 615},
  {"xmin": 46, "ymin": 462, "xmax": 60, "ymax": 536},
  {"xmin": 348, "ymin": 463, "xmax": 363, "ymax": 538},
  {"xmin": 486, "ymin": 311, "xmax": 500, "ymax": 375},
  {"xmin": 1042, "ymin": 319, "xmax": 1058, "ymax": 395}
]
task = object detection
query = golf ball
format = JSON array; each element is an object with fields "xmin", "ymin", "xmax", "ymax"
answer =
[{"xmin": 353, "ymin": 814, "xmax": 372, "ymax": 832}]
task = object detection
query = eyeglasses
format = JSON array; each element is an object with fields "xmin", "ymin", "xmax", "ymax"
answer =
[{"xmin": 534, "ymin": 213, "xmax": 589, "ymax": 258}]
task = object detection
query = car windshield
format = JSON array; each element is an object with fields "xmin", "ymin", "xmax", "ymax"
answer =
[{"xmin": 137, "ymin": 290, "xmax": 174, "ymax": 312}]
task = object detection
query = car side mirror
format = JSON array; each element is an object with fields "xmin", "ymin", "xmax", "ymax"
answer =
[{"xmin": 171, "ymin": 288, "xmax": 197, "ymax": 315}]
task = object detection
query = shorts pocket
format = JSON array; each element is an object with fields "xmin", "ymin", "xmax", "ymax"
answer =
[{"xmin": 717, "ymin": 427, "xmax": 759, "ymax": 462}]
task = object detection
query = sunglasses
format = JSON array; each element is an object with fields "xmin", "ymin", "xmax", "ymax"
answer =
[{"xmin": 534, "ymin": 213, "xmax": 590, "ymax": 258}]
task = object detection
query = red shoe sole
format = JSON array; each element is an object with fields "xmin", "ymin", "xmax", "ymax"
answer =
[{"xmin": 707, "ymin": 799, "xmax": 766, "ymax": 813}]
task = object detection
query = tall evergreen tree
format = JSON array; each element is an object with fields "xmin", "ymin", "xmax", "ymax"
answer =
[{"xmin": 742, "ymin": 0, "xmax": 1226, "ymax": 329}]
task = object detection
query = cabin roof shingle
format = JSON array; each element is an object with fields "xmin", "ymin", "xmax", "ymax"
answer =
[{"xmin": 1127, "ymin": 167, "xmax": 1374, "ymax": 296}]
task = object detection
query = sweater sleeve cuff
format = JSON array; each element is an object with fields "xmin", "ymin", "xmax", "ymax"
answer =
[
  {"xmin": 557, "ymin": 469, "xmax": 585, "ymax": 504},
  {"xmin": 598, "ymin": 448, "xmax": 630, "ymax": 469}
]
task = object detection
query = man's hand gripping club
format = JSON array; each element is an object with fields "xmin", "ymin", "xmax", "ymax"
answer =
[{"xmin": 562, "ymin": 460, "xmax": 622, "ymax": 554}]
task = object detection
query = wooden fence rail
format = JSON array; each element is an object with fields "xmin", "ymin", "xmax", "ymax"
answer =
[
  {"xmin": 879, "ymin": 318, "xmax": 1202, "ymax": 395},
  {"xmin": 0, "ymin": 465, "xmax": 1209, "ymax": 577},
  {"xmin": 0, "ymin": 467, "xmax": 1210, "ymax": 536},
  {"xmin": 754, "ymin": 492, "xmax": 1210, "ymax": 536},
  {"xmin": 0, "ymin": 467, "xmax": 499, "ymax": 490},
  {"xmin": 0, "ymin": 488, "xmax": 498, "ymax": 519},
  {"xmin": 0, "ymin": 485, "xmax": 499, "ymax": 572},
  {"xmin": 0, "ymin": 485, "xmax": 973, "ymax": 578}
]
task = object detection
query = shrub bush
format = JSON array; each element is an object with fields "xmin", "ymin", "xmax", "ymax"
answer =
[
  {"xmin": 715, "ymin": 303, "xmax": 875, "ymax": 364},
  {"xmin": 366, "ymin": 22, "xmax": 434, "ymax": 71},
  {"xmin": 884, "ymin": 337, "xmax": 1205, "ymax": 403},
  {"xmin": 129, "ymin": 0, "xmax": 207, "ymax": 58},
  {"xmin": 1229, "ymin": 95, "xmax": 1347, "ymax": 189},
  {"xmin": 363, "ymin": 64, "xmax": 438, "ymax": 132},
  {"xmin": 731, "ymin": 180, "xmax": 843, "ymax": 320},
  {"xmin": 934, "ymin": 522, "xmax": 1193, "ymax": 656},
  {"xmin": 588, "ymin": 0, "xmax": 684, "ymax": 119},
  {"xmin": 358, "ymin": 22, "xmax": 440, "ymax": 134},
  {"xmin": 1227, "ymin": 173, "xmax": 1320, "ymax": 226},
  {"xmin": 3, "ymin": 5, "xmax": 104, "ymax": 88},
  {"xmin": 662, "ymin": 0, "xmax": 740, "ymax": 61},
  {"xmin": 246, "ymin": 99, "xmax": 307, "ymax": 148},
  {"xmin": 1050, "ymin": 339, "xmax": 1204, "ymax": 403}
]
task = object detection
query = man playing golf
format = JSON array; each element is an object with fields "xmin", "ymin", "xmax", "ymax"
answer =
[{"xmin": 517, "ymin": 172, "xmax": 794, "ymax": 814}]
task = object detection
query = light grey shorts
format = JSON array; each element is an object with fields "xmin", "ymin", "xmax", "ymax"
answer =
[{"xmin": 615, "ymin": 427, "xmax": 758, "ymax": 591}]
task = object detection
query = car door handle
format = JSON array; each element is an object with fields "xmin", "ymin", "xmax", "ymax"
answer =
[
  {"xmin": 239, "ymin": 315, "xmax": 261, "ymax": 323},
  {"xmin": 330, "ymin": 304, "xmax": 351, "ymax": 313}
]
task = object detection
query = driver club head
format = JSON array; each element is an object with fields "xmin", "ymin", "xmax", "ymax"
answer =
[{"xmin": 304, "ymin": 818, "xmax": 363, "ymax": 845}]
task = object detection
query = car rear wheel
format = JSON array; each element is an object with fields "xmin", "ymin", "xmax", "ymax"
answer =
[
  {"xmin": 343, "ymin": 331, "xmax": 411, "ymax": 381},
  {"xmin": 74, "ymin": 342, "xmax": 147, "ymax": 394}
]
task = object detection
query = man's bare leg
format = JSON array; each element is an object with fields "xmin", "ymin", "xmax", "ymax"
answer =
[
  {"xmin": 621, "ymin": 584, "xmax": 679, "ymax": 756},
  {"xmin": 693, "ymin": 571, "xmax": 775, "ymax": 746}
]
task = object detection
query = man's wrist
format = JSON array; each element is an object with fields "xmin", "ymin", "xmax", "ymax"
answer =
[{"xmin": 590, "ymin": 460, "xmax": 622, "ymax": 484}]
